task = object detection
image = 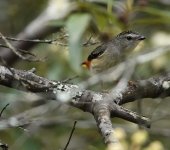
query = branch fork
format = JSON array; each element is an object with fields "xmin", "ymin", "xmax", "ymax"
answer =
[{"xmin": 1, "ymin": 65, "xmax": 170, "ymax": 145}]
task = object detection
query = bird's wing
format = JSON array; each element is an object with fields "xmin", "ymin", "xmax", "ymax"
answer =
[{"xmin": 87, "ymin": 44, "xmax": 107, "ymax": 61}]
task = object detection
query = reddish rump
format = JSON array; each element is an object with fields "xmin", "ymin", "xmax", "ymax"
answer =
[{"xmin": 81, "ymin": 60, "xmax": 91, "ymax": 70}]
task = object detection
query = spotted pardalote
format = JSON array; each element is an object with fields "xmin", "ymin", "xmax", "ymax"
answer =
[{"xmin": 82, "ymin": 31, "xmax": 145, "ymax": 73}]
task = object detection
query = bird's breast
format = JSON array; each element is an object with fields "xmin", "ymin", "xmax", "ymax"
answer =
[{"xmin": 90, "ymin": 53, "xmax": 118, "ymax": 73}]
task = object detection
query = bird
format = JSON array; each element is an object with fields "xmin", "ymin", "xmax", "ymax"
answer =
[{"xmin": 82, "ymin": 31, "xmax": 145, "ymax": 74}]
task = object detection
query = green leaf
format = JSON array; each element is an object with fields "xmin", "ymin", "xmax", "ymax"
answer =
[
  {"xmin": 66, "ymin": 13, "xmax": 91, "ymax": 73},
  {"xmin": 78, "ymin": 2, "xmax": 121, "ymax": 30},
  {"xmin": 136, "ymin": 7, "xmax": 170, "ymax": 18}
]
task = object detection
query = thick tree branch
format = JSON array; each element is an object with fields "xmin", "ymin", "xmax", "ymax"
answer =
[
  {"xmin": 93, "ymin": 101, "xmax": 120, "ymax": 144},
  {"xmin": 0, "ymin": 65, "xmax": 169, "ymax": 118},
  {"xmin": 119, "ymin": 77, "xmax": 170, "ymax": 105},
  {"xmin": 0, "ymin": 65, "xmax": 170, "ymax": 145}
]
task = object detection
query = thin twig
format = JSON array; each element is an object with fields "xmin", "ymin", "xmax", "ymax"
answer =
[
  {"xmin": 64, "ymin": 121, "xmax": 77, "ymax": 150},
  {"xmin": 0, "ymin": 104, "xmax": 10, "ymax": 117},
  {"xmin": 54, "ymin": 42, "xmax": 68, "ymax": 46},
  {"xmin": 83, "ymin": 35, "xmax": 100, "ymax": 46},
  {"xmin": 0, "ymin": 34, "xmax": 69, "ymax": 44},
  {"xmin": 0, "ymin": 36, "xmax": 57, "ymax": 44},
  {"xmin": 0, "ymin": 32, "xmax": 45, "ymax": 62},
  {"xmin": 62, "ymin": 75, "xmax": 79, "ymax": 83},
  {"xmin": 0, "ymin": 43, "xmax": 37, "ymax": 57},
  {"xmin": 0, "ymin": 34, "xmax": 99, "ymax": 47}
]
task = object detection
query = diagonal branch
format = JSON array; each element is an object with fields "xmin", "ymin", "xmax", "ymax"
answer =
[
  {"xmin": 93, "ymin": 101, "xmax": 118, "ymax": 144},
  {"xmin": 111, "ymin": 105, "xmax": 150, "ymax": 128},
  {"xmin": 0, "ymin": 33, "xmax": 44, "ymax": 62},
  {"xmin": 64, "ymin": 121, "xmax": 77, "ymax": 150},
  {"xmin": 93, "ymin": 102, "xmax": 124, "ymax": 149}
]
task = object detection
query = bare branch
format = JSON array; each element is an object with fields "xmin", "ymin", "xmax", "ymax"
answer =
[
  {"xmin": 93, "ymin": 102, "xmax": 124, "ymax": 149},
  {"xmin": 0, "ymin": 104, "xmax": 9, "ymax": 118},
  {"xmin": 0, "ymin": 36, "xmax": 58, "ymax": 44},
  {"xmin": 0, "ymin": 33, "xmax": 45, "ymax": 62},
  {"xmin": 64, "ymin": 121, "xmax": 77, "ymax": 150},
  {"xmin": 0, "ymin": 34, "xmax": 99, "ymax": 47},
  {"xmin": 0, "ymin": 43, "xmax": 44, "ymax": 62},
  {"xmin": 62, "ymin": 75, "xmax": 79, "ymax": 83},
  {"xmin": 112, "ymin": 105, "xmax": 150, "ymax": 128},
  {"xmin": 0, "ymin": 65, "xmax": 168, "ymax": 113},
  {"xmin": 1, "ymin": 65, "xmax": 170, "ymax": 144},
  {"xmin": 93, "ymin": 102, "xmax": 117, "ymax": 144}
]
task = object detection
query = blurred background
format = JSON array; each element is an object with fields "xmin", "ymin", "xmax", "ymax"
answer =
[{"xmin": 0, "ymin": 0, "xmax": 170, "ymax": 149}]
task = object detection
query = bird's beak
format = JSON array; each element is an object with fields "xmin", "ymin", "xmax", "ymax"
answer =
[{"xmin": 138, "ymin": 36, "xmax": 145, "ymax": 40}]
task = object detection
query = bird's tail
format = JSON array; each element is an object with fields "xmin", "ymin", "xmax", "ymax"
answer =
[{"xmin": 81, "ymin": 60, "xmax": 91, "ymax": 70}]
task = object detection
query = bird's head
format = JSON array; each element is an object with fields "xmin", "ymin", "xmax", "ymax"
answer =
[{"xmin": 115, "ymin": 30, "xmax": 145, "ymax": 52}]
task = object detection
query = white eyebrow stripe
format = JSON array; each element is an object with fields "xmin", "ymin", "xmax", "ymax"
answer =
[{"xmin": 126, "ymin": 33, "xmax": 138, "ymax": 38}]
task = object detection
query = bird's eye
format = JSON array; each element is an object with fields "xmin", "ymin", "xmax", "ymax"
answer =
[{"xmin": 126, "ymin": 36, "xmax": 132, "ymax": 40}]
